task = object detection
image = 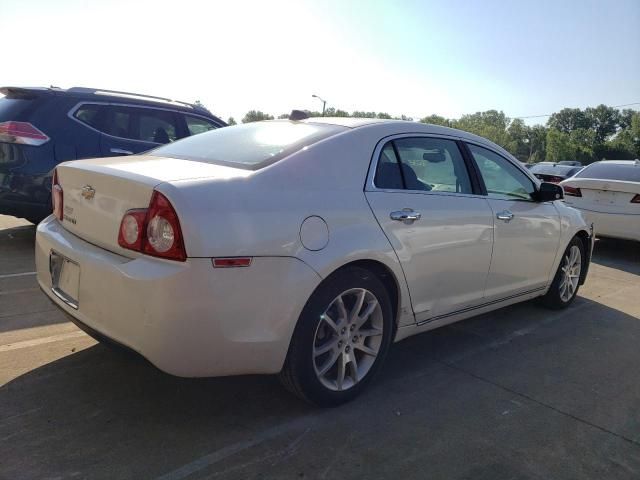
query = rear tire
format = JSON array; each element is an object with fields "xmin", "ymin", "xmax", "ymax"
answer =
[
  {"xmin": 540, "ymin": 237, "xmax": 584, "ymax": 309},
  {"xmin": 279, "ymin": 266, "xmax": 394, "ymax": 407}
]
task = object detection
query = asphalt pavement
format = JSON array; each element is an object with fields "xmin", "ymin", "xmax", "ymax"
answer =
[{"xmin": 1, "ymin": 214, "xmax": 638, "ymax": 480}]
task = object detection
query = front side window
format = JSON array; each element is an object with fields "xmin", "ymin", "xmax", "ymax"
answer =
[
  {"xmin": 468, "ymin": 144, "xmax": 535, "ymax": 201},
  {"xmin": 185, "ymin": 115, "xmax": 219, "ymax": 136},
  {"xmin": 375, "ymin": 137, "xmax": 473, "ymax": 193}
]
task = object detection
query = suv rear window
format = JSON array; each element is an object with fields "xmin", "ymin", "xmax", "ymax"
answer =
[
  {"xmin": 149, "ymin": 121, "xmax": 347, "ymax": 169},
  {"xmin": 575, "ymin": 162, "xmax": 640, "ymax": 182}
]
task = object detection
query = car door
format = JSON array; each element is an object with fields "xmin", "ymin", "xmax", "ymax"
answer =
[
  {"xmin": 99, "ymin": 105, "xmax": 178, "ymax": 156},
  {"xmin": 466, "ymin": 143, "xmax": 561, "ymax": 300},
  {"xmin": 365, "ymin": 136, "xmax": 494, "ymax": 323}
]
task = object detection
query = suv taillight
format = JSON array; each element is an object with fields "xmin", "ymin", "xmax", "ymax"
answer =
[
  {"xmin": 631, "ymin": 194, "xmax": 640, "ymax": 204},
  {"xmin": 563, "ymin": 186, "xmax": 582, "ymax": 197},
  {"xmin": 118, "ymin": 191, "xmax": 186, "ymax": 261},
  {"xmin": 52, "ymin": 169, "xmax": 63, "ymax": 220},
  {"xmin": 0, "ymin": 121, "xmax": 49, "ymax": 146}
]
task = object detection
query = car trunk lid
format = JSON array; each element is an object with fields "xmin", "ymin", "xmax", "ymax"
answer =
[
  {"xmin": 562, "ymin": 178, "xmax": 640, "ymax": 215},
  {"xmin": 55, "ymin": 155, "xmax": 251, "ymax": 256}
]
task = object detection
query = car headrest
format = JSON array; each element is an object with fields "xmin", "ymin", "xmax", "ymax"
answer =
[{"xmin": 423, "ymin": 151, "xmax": 446, "ymax": 163}]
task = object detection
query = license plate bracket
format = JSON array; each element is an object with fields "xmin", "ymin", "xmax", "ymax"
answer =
[{"xmin": 50, "ymin": 250, "xmax": 80, "ymax": 309}]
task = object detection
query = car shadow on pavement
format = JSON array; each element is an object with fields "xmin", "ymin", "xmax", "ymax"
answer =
[
  {"xmin": 1, "ymin": 295, "xmax": 639, "ymax": 479},
  {"xmin": 592, "ymin": 237, "xmax": 639, "ymax": 276}
]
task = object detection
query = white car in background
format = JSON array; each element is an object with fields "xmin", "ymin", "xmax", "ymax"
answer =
[
  {"xmin": 36, "ymin": 117, "xmax": 593, "ymax": 406},
  {"xmin": 561, "ymin": 160, "xmax": 640, "ymax": 242}
]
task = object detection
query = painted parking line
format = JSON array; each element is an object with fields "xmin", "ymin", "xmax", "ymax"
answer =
[
  {"xmin": 0, "ymin": 271, "xmax": 37, "ymax": 279},
  {"xmin": 0, "ymin": 331, "xmax": 87, "ymax": 353}
]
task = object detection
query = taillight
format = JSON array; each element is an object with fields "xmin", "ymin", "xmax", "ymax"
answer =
[
  {"xmin": 0, "ymin": 121, "xmax": 49, "ymax": 146},
  {"xmin": 52, "ymin": 169, "xmax": 63, "ymax": 220},
  {"xmin": 117, "ymin": 210, "xmax": 146, "ymax": 251},
  {"xmin": 118, "ymin": 191, "xmax": 186, "ymax": 261},
  {"xmin": 563, "ymin": 186, "xmax": 582, "ymax": 197},
  {"xmin": 631, "ymin": 194, "xmax": 640, "ymax": 204}
]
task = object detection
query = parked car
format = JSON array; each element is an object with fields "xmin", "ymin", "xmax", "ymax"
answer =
[
  {"xmin": 558, "ymin": 160, "xmax": 582, "ymax": 167},
  {"xmin": 0, "ymin": 86, "xmax": 226, "ymax": 223},
  {"xmin": 561, "ymin": 160, "xmax": 640, "ymax": 241},
  {"xmin": 35, "ymin": 118, "xmax": 593, "ymax": 406},
  {"xmin": 529, "ymin": 163, "xmax": 583, "ymax": 183}
]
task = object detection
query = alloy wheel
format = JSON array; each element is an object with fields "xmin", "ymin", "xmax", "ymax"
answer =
[
  {"xmin": 312, "ymin": 288, "xmax": 384, "ymax": 391},
  {"xmin": 559, "ymin": 245, "xmax": 581, "ymax": 302}
]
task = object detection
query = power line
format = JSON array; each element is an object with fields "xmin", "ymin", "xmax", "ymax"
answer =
[{"xmin": 514, "ymin": 102, "xmax": 640, "ymax": 119}]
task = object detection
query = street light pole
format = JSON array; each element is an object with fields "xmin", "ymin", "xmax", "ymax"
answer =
[{"xmin": 312, "ymin": 94, "xmax": 327, "ymax": 116}]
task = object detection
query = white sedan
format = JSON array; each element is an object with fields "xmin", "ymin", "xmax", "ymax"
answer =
[
  {"xmin": 36, "ymin": 117, "xmax": 593, "ymax": 406},
  {"xmin": 560, "ymin": 160, "xmax": 640, "ymax": 242}
]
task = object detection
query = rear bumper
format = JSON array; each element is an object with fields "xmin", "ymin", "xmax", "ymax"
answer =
[
  {"xmin": 35, "ymin": 216, "xmax": 322, "ymax": 377},
  {"xmin": 0, "ymin": 170, "xmax": 52, "ymax": 222},
  {"xmin": 578, "ymin": 208, "xmax": 640, "ymax": 242}
]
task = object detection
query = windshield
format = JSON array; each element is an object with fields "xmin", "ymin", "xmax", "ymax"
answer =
[
  {"xmin": 149, "ymin": 121, "xmax": 347, "ymax": 170},
  {"xmin": 575, "ymin": 162, "xmax": 640, "ymax": 182}
]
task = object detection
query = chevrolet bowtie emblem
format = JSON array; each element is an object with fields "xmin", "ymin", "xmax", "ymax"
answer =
[{"xmin": 81, "ymin": 185, "xmax": 96, "ymax": 200}]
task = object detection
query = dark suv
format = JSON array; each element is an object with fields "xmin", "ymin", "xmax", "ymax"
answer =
[{"xmin": 0, "ymin": 86, "xmax": 226, "ymax": 223}]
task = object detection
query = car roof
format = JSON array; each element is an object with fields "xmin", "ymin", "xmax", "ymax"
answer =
[
  {"xmin": 302, "ymin": 117, "xmax": 513, "ymax": 157},
  {"xmin": 0, "ymin": 85, "xmax": 219, "ymax": 119},
  {"xmin": 594, "ymin": 159, "xmax": 640, "ymax": 165}
]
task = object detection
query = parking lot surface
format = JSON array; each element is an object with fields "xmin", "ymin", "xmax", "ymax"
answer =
[{"xmin": 1, "ymin": 214, "xmax": 639, "ymax": 480}]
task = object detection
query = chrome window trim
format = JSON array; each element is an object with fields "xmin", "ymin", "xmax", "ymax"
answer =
[
  {"xmin": 365, "ymin": 132, "xmax": 487, "ymax": 200},
  {"xmin": 67, "ymin": 101, "xmax": 223, "ymax": 145}
]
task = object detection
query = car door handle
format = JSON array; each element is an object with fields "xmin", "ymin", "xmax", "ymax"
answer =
[
  {"xmin": 390, "ymin": 209, "xmax": 422, "ymax": 223},
  {"xmin": 110, "ymin": 148, "xmax": 133, "ymax": 155},
  {"xmin": 496, "ymin": 210, "xmax": 514, "ymax": 222}
]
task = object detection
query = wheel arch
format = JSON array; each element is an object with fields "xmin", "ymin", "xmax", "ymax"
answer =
[
  {"xmin": 574, "ymin": 228, "xmax": 592, "ymax": 285},
  {"xmin": 323, "ymin": 259, "xmax": 403, "ymax": 332}
]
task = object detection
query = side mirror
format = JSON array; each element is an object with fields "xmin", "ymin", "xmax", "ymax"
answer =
[{"xmin": 536, "ymin": 182, "xmax": 564, "ymax": 202}]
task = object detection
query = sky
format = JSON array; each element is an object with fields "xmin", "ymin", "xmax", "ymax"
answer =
[{"xmin": 1, "ymin": 0, "xmax": 639, "ymax": 124}]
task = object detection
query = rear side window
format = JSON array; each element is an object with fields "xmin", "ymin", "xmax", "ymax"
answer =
[
  {"xmin": 374, "ymin": 143, "xmax": 403, "ymax": 189},
  {"xmin": 149, "ymin": 121, "xmax": 348, "ymax": 169},
  {"xmin": 185, "ymin": 115, "xmax": 219, "ymax": 136},
  {"xmin": 575, "ymin": 162, "xmax": 640, "ymax": 182},
  {"xmin": 375, "ymin": 137, "xmax": 473, "ymax": 193},
  {"xmin": 73, "ymin": 104, "xmax": 104, "ymax": 129},
  {"xmin": 103, "ymin": 106, "xmax": 134, "ymax": 139}
]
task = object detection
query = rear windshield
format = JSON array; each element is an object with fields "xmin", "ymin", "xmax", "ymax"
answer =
[
  {"xmin": 0, "ymin": 96, "xmax": 35, "ymax": 121},
  {"xmin": 575, "ymin": 162, "xmax": 640, "ymax": 182},
  {"xmin": 149, "ymin": 121, "xmax": 347, "ymax": 170},
  {"xmin": 530, "ymin": 164, "xmax": 578, "ymax": 176}
]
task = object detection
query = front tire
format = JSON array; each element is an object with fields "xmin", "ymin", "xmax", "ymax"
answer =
[
  {"xmin": 540, "ymin": 237, "xmax": 584, "ymax": 309},
  {"xmin": 279, "ymin": 266, "xmax": 394, "ymax": 407}
]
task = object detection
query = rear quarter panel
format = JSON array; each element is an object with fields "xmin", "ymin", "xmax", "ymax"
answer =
[{"xmin": 160, "ymin": 126, "xmax": 416, "ymax": 326}]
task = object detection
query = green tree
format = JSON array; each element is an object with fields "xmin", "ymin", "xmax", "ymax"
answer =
[
  {"xmin": 419, "ymin": 115, "xmax": 451, "ymax": 127},
  {"xmin": 277, "ymin": 113, "xmax": 290, "ymax": 119},
  {"xmin": 227, "ymin": 116, "xmax": 237, "ymax": 125},
  {"xmin": 585, "ymin": 104, "xmax": 619, "ymax": 143},
  {"xmin": 546, "ymin": 128, "xmax": 576, "ymax": 161},
  {"xmin": 547, "ymin": 108, "xmax": 590, "ymax": 133},
  {"xmin": 242, "ymin": 110, "xmax": 274, "ymax": 123},
  {"xmin": 376, "ymin": 112, "xmax": 392, "ymax": 119},
  {"xmin": 455, "ymin": 110, "xmax": 511, "ymax": 148}
]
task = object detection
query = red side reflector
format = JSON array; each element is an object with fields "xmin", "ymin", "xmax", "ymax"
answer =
[
  {"xmin": 212, "ymin": 258, "xmax": 252, "ymax": 268},
  {"xmin": 631, "ymin": 194, "xmax": 640, "ymax": 204},
  {"xmin": 563, "ymin": 186, "xmax": 582, "ymax": 197}
]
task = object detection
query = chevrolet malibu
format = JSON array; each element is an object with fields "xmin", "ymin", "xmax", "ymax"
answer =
[{"xmin": 36, "ymin": 118, "xmax": 593, "ymax": 406}]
